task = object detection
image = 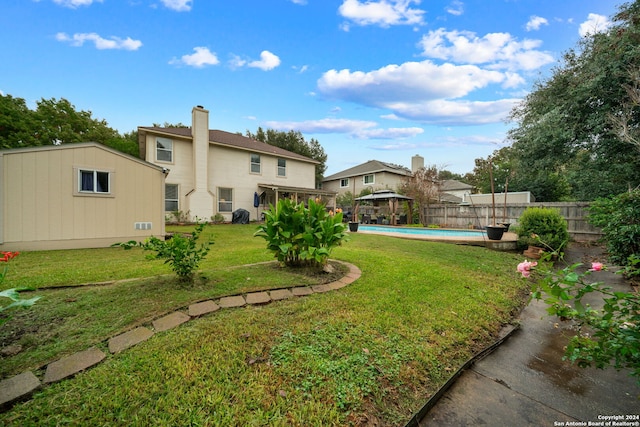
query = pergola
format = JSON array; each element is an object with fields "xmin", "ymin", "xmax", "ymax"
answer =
[
  {"xmin": 258, "ymin": 183, "xmax": 337, "ymax": 209},
  {"xmin": 354, "ymin": 190, "xmax": 413, "ymax": 225}
]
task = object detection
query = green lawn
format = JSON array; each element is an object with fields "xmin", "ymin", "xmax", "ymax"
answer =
[{"xmin": 0, "ymin": 224, "xmax": 528, "ymax": 426}]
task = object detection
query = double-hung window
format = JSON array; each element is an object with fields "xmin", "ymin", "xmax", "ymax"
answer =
[
  {"xmin": 340, "ymin": 178, "xmax": 349, "ymax": 188},
  {"xmin": 277, "ymin": 158, "xmax": 286, "ymax": 177},
  {"xmin": 250, "ymin": 154, "xmax": 261, "ymax": 174},
  {"xmin": 218, "ymin": 188, "xmax": 233, "ymax": 212},
  {"xmin": 165, "ymin": 184, "xmax": 179, "ymax": 211},
  {"xmin": 363, "ymin": 174, "xmax": 375, "ymax": 185},
  {"xmin": 156, "ymin": 137, "xmax": 173, "ymax": 162},
  {"xmin": 79, "ymin": 170, "xmax": 110, "ymax": 194}
]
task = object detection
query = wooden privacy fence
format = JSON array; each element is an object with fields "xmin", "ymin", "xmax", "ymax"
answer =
[{"xmin": 421, "ymin": 202, "xmax": 602, "ymax": 242}]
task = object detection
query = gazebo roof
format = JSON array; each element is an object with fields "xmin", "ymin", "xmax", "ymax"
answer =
[{"xmin": 354, "ymin": 190, "xmax": 413, "ymax": 201}]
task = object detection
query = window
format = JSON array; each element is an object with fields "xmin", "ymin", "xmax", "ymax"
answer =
[
  {"xmin": 79, "ymin": 170, "xmax": 110, "ymax": 193},
  {"xmin": 277, "ymin": 158, "xmax": 286, "ymax": 177},
  {"xmin": 363, "ymin": 174, "xmax": 375, "ymax": 185},
  {"xmin": 165, "ymin": 184, "xmax": 179, "ymax": 211},
  {"xmin": 250, "ymin": 154, "xmax": 261, "ymax": 174},
  {"xmin": 340, "ymin": 178, "xmax": 349, "ymax": 188},
  {"xmin": 218, "ymin": 187, "xmax": 233, "ymax": 212},
  {"xmin": 156, "ymin": 137, "xmax": 173, "ymax": 162}
]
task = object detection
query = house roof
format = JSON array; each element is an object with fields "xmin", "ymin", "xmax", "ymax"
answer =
[
  {"xmin": 323, "ymin": 160, "xmax": 412, "ymax": 181},
  {"xmin": 138, "ymin": 127, "xmax": 318, "ymax": 164},
  {"xmin": 440, "ymin": 179, "xmax": 473, "ymax": 191},
  {"xmin": 0, "ymin": 142, "xmax": 165, "ymax": 172}
]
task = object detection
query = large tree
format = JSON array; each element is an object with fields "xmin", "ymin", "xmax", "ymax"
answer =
[
  {"xmin": 246, "ymin": 127, "xmax": 327, "ymax": 188},
  {"xmin": 399, "ymin": 165, "xmax": 440, "ymax": 225},
  {"xmin": 0, "ymin": 94, "xmax": 139, "ymax": 157},
  {"xmin": 506, "ymin": 0, "xmax": 640, "ymax": 201}
]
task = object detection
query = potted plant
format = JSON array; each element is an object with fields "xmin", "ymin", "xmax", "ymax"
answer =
[{"xmin": 485, "ymin": 159, "xmax": 506, "ymax": 240}]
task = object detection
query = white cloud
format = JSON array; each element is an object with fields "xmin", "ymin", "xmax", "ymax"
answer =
[
  {"xmin": 318, "ymin": 60, "xmax": 506, "ymax": 105},
  {"xmin": 160, "ymin": 0, "xmax": 192, "ymax": 12},
  {"xmin": 526, "ymin": 15, "xmax": 548, "ymax": 31},
  {"xmin": 169, "ymin": 47, "xmax": 220, "ymax": 67},
  {"xmin": 579, "ymin": 13, "xmax": 612, "ymax": 37},
  {"xmin": 338, "ymin": 0, "xmax": 425, "ymax": 28},
  {"xmin": 248, "ymin": 51, "xmax": 281, "ymax": 71},
  {"xmin": 445, "ymin": 0, "xmax": 464, "ymax": 16},
  {"xmin": 290, "ymin": 0, "xmax": 307, "ymax": 4},
  {"xmin": 53, "ymin": 0, "xmax": 102, "ymax": 8},
  {"xmin": 316, "ymin": 59, "xmax": 523, "ymax": 125},
  {"xmin": 264, "ymin": 118, "xmax": 423, "ymax": 140},
  {"xmin": 55, "ymin": 32, "xmax": 142, "ymax": 50},
  {"xmin": 418, "ymin": 28, "xmax": 554, "ymax": 71}
]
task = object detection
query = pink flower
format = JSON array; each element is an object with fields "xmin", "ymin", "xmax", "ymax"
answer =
[
  {"xmin": 589, "ymin": 262, "xmax": 604, "ymax": 271},
  {"xmin": 517, "ymin": 260, "xmax": 538, "ymax": 278}
]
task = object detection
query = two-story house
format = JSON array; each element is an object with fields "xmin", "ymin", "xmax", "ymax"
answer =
[
  {"xmin": 138, "ymin": 106, "xmax": 335, "ymax": 222},
  {"xmin": 322, "ymin": 159, "xmax": 414, "ymax": 197}
]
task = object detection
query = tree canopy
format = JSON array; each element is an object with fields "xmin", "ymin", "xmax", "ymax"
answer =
[
  {"xmin": 0, "ymin": 94, "xmax": 138, "ymax": 156},
  {"xmin": 246, "ymin": 127, "xmax": 327, "ymax": 188},
  {"xmin": 494, "ymin": 0, "xmax": 640, "ymax": 201}
]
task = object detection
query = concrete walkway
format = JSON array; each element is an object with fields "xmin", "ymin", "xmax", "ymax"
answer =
[
  {"xmin": 0, "ymin": 261, "xmax": 361, "ymax": 409},
  {"xmin": 417, "ymin": 244, "xmax": 639, "ymax": 426}
]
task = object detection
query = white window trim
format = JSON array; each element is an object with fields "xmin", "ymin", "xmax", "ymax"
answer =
[
  {"xmin": 156, "ymin": 137, "xmax": 173, "ymax": 163},
  {"xmin": 277, "ymin": 158, "xmax": 286, "ymax": 177},
  {"xmin": 250, "ymin": 153, "xmax": 261, "ymax": 174},
  {"xmin": 165, "ymin": 183, "xmax": 179, "ymax": 212},
  {"xmin": 363, "ymin": 174, "xmax": 375, "ymax": 185},
  {"xmin": 340, "ymin": 178, "xmax": 349, "ymax": 188},
  {"xmin": 218, "ymin": 187, "xmax": 233, "ymax": 212},
  {"xmin": 74, "ymin": 167, "xmax": 114, "ymax": 198}
]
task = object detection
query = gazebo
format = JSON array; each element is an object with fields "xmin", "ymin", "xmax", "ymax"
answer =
[{"xmin": 354, "ymin": 190, "xmax": 413, "ymax": 226}]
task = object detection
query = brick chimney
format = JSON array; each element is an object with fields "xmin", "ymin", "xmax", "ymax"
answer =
[{"xmin": 186, "ymin": 106, "xmax": 214, "ymax": 220}]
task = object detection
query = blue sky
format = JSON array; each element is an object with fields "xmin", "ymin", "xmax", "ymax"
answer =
[{"xmin": 0, "ymin": 0, "xmax": 618, "ymax": 176}]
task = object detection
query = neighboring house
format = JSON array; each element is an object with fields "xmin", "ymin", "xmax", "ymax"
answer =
[
  {"xmin": 138, "ymin": 106, "xmax": 335, "ymax": 222},
  {"xmin": 0, "ymin": 142, "xmax": 166, "ymax": 251},
  {"xmin": 322, "ymin": 159, "xmax": 414, "ymax": 197},
  {"xmin": 439, "ymin": 180, "xmax": 474, "ymax": 204},
  {"xmin": 323, "ymin": 155, "xmax": 474, "ymax": 204}
]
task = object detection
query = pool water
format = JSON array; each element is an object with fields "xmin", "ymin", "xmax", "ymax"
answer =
[{"xmin": 358, "ymin": 225, "xmax": 487, "ymax": 237}]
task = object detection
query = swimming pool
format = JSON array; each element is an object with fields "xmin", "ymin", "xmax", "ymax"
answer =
[{"xmin": 358, "ymin": 225, "xmax": 487, "ymax": 238}]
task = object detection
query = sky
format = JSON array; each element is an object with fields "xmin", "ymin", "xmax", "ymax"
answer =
[{"xmin": 0, "ymin": 0, "xmax": 620, "ymax": 176}]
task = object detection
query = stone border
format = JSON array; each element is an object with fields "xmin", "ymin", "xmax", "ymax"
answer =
[{"xmin": 0, "ymin": 260, "xmax": 361, "ymax": 410}]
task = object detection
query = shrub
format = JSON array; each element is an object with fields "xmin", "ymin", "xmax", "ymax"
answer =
[
  {"xmin": 115, "ymin": 222, "xmax": 212, "ymax": 282},
  {"xmin": 588, "ymin": 190, "xmax": 640, "ymax": 266},
  {"xmin": 516, "ymin": 207, "xmax": 569, "ymax": 253},
  {"xmin": 254, "ymin": 198, "xmax": 348, "ymax": 268}
]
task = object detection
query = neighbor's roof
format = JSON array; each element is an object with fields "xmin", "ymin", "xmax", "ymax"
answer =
[
  {"xmin": 323, "ymin": 160, "xmax": 412, "ymax": 181},
  {"xmin": 440, "ymin": 179, "xmax": 473, "ymax": 191},
  {"xmin": 138, "ymin": 127, "xmax": 318, "ymax": 164}
]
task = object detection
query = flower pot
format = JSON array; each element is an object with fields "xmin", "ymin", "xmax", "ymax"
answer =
[
  {"xmin": 523, "ymin": 245, "xmax": 544, "ymax": 259},
  {"xmin": 348, "ymin": 222, "xmax": 359, "ymax": 232},
  {"xmin": 485, "ymin": 225, "xmax": 506, "ymax": 240}
]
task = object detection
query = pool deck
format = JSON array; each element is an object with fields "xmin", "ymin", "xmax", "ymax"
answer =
[{"xmin": 354, "ymin": 227, "xmax": 518, "ymax": 251}]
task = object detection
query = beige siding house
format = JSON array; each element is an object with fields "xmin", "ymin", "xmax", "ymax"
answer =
[
  {"xmin": 322, "ymin": 159, "xmax": 414, "ymax": 197},
  {"xmin": 139, "ymin": 106, "xmax": 335, "ymax": 222},
  {"xmin": 0, "ymin": 143, "xmax": 166, "ymax": 251}
]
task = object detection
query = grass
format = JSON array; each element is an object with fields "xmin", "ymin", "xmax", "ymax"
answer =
[{"xmin": 0, "ymin": 224, "xmax": 528, "ymax": 426}]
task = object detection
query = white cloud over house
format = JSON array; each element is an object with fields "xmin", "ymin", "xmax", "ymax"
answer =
[
  {"xmin": 526, "ymin": 16, "xmax": 549, "ymax": 31},
  {"xmin": 169, "ymin": 47, "xmax": 220, "ymax": 67},
  {"xmin": 338, "ymin": 0, "xmax": 425, "ymax": 29},
  {"xmin": 55, "ymin": 32, "xmax": 142, "ymax": 50},
  {"xmin": 579, "ymin": 13, "xmax": 612, "ymax": 37},
  {"xmin": 52, "ymin": 0, "xmax": 102, "ymax": 8},
  {"xmin": 160, "ymin": 0, "xmax": 192, "ymax": 12}
]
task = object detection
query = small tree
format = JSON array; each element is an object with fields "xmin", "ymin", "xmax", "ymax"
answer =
[
  {"xmin": 115, "ymin": 223, "xmax": 212, "ymax": 282},
  {"xmin": 254, "ymin": 198, "xmax": 348, "ymax": 268},
  {"xmin": 400, "ymin": 166, "xmax": 440, "ymax": 226}
]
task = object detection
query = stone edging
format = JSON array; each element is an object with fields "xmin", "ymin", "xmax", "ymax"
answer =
[{"xmin": 0, "ymin": 260, "xmax": 361, "ymax": 410}]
